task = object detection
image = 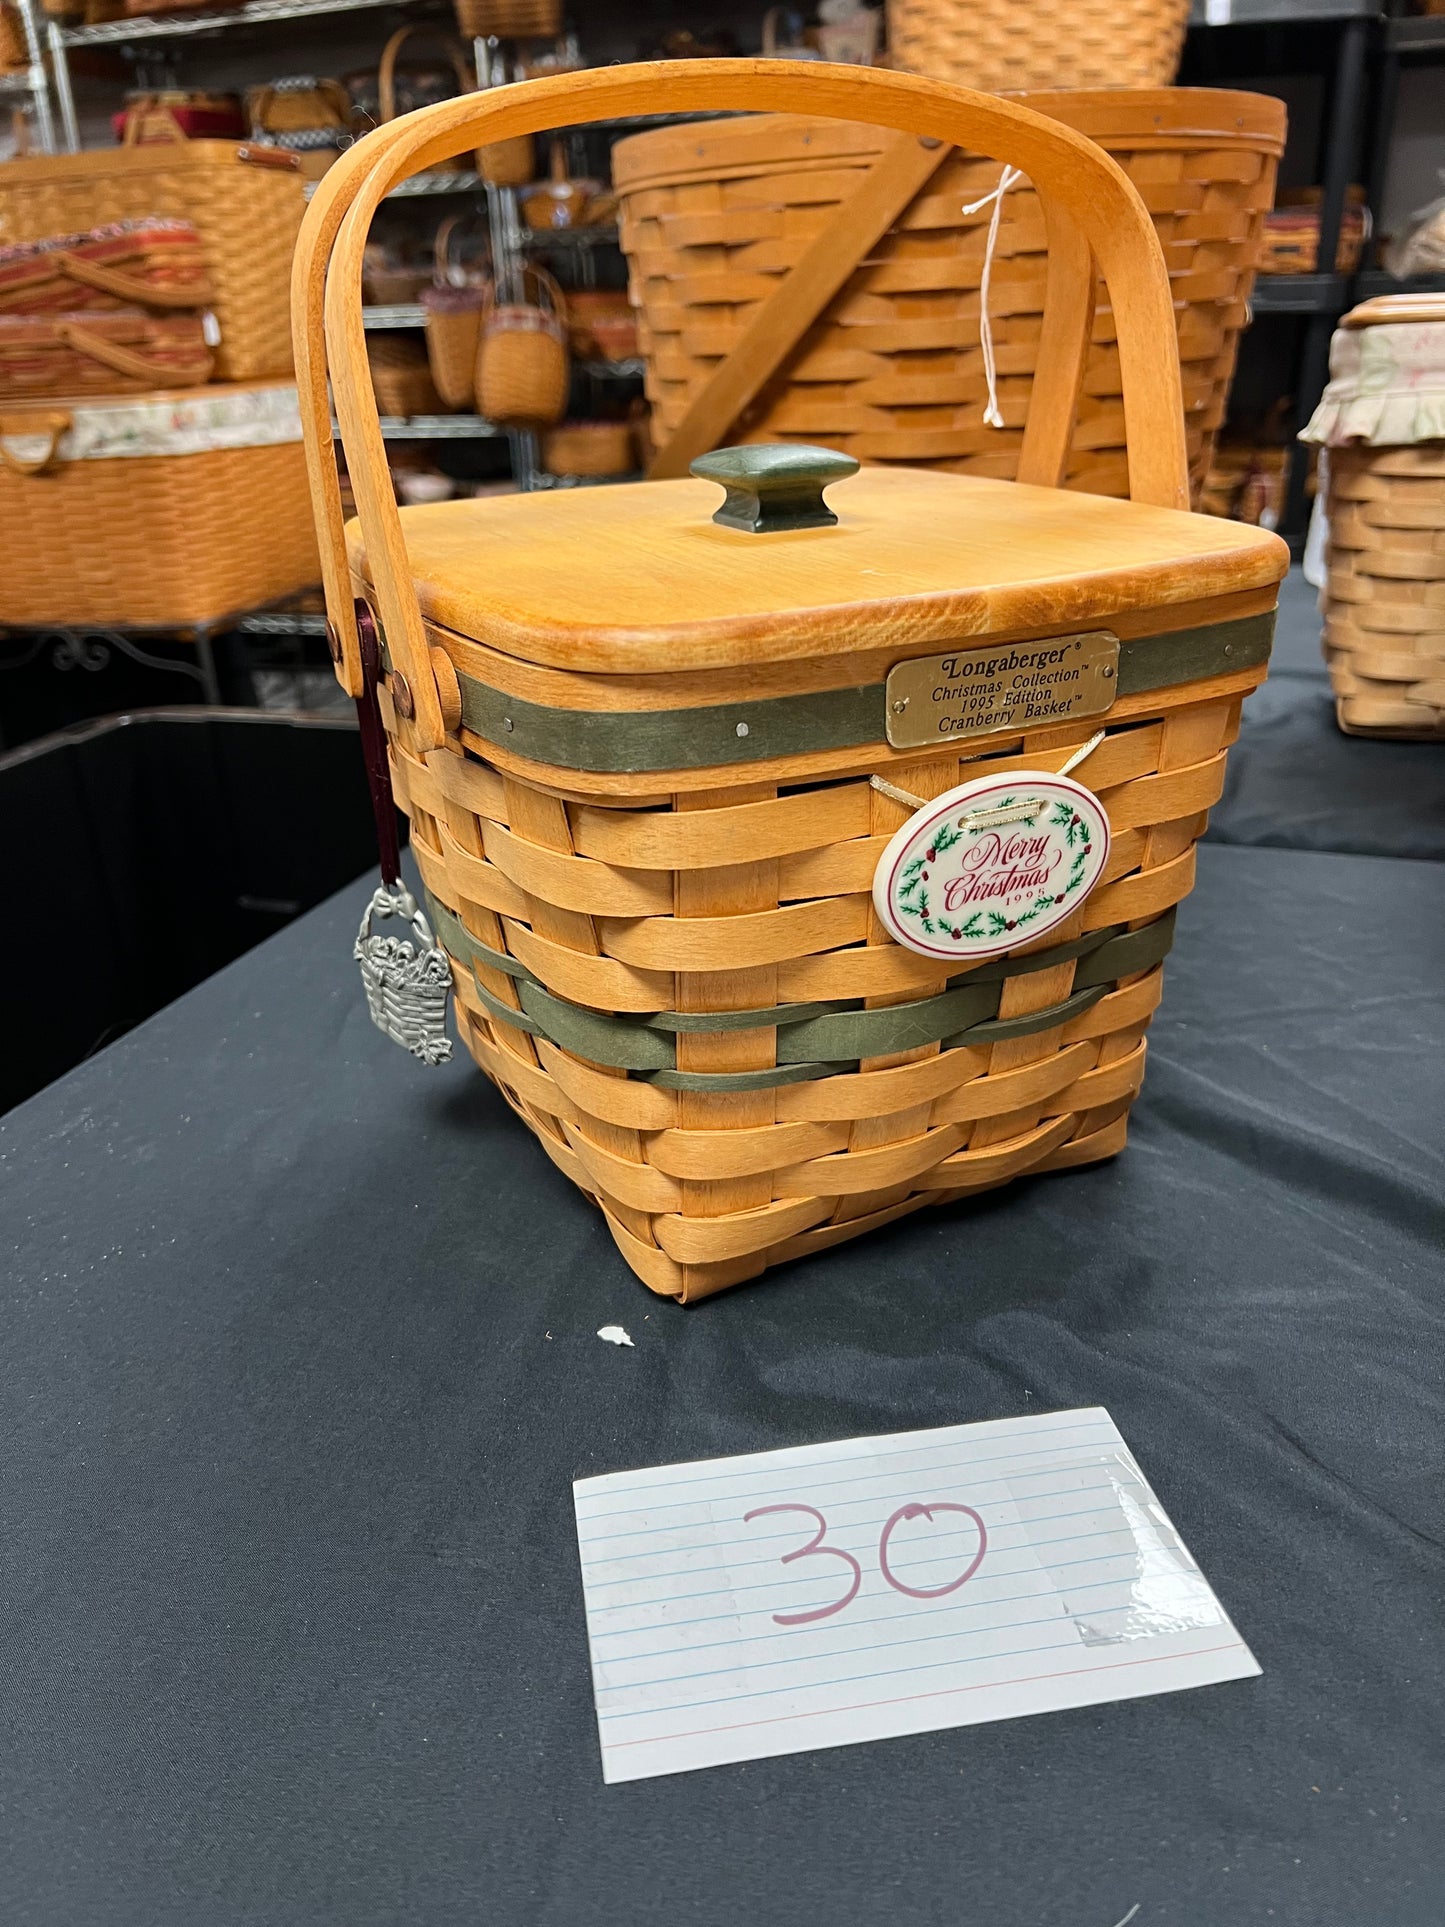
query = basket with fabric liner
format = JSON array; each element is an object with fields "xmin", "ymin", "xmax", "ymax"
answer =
[
  {"xmin": 298, "ymin": 59, "xmax": 1288, "ymax": 1302},
  {"xmin": 0, "ymin": 379, "xmax": 318, "ymax": 626},
  {"xmin": 1301, "ymin": 293, "xmax": 1445, "ymax": 740},
  {"xmin": 0, "ymin": 216, "xmax": 213, "ymax": 316},
  {"xmin": 612, "ymin": 92, "xmax": 1284, "ymax": 504},
  {"xmin": 0, "ymin": 119, "xmax": 303, "ymax": 381}
]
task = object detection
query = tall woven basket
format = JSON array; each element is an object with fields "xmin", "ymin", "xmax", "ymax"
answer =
[
  {"xmin": 297, "ymin": 61, "xmax": 1288, "ymax": 1303},
  {"xmin": 888, "ymin": 0, "xmax": 1192, "ymax": 92},
  {"xmin": 615, "ymin": 91, "xmax": 1284, "ymax": 503}
]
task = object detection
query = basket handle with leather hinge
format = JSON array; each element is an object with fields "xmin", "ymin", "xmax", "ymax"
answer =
[
  {"xmin": 52, "ymin": 318, "xmax": 214, "ymax": 385},
  {"xmin": 0, "ymin": 409, "xmax": 72, "ymax": 475},
  {"xmin": 236, "ymin": 143, "xmax": 301, "ymax": 170},
  {"xmin": 295, "ymin": 59, "xmax": 1190, "ymax": 749}
]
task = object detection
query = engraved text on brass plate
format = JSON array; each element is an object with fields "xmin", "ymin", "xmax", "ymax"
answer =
[{"xmin": 884, "ymin": 631, "xmax": 1120, "ymax": 749}]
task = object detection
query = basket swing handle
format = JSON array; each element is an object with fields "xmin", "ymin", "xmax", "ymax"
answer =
[{"xmin": 298, "ymin": 58, "xmax": 1190, "ymax": 745}]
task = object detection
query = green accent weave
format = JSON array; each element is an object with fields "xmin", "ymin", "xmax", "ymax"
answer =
[
  {"xmin": 450, "ymin": 613, "xmax": 1274, "ymax": 773},
  {"xmin": 429, "ymin": 893, "xmax": 1175, "ymax": 1093}
]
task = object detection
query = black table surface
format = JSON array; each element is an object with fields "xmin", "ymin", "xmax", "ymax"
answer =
[{"xmin": 4, "ymin": 579, "xmax": 1443, "ymax": 1927}]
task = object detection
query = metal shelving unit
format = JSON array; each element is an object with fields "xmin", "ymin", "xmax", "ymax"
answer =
[
  {"xmin": 1183, "ymin": 0, "xmax": 1381, "ymax": 539},
  {"xmin": 46, "ymin": 0, "xmax": 437, "ymax": 150},
  {"xmin": 4, "ymin": 0, "xmax": 55, "ymax": 153}
]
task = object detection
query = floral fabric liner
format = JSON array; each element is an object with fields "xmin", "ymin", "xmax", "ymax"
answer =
[
  {"xmin": 1301, "ymin": 317, "xmax": 1445, "ymax": 448},
  {"xmin": 0, "ymin": 381, "xmax": 303, "ymax": 464}
]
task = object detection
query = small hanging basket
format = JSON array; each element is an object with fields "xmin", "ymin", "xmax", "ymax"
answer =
[
  {"xmin": 422, "ymin": 213, "xmax": 488, "ymax": 409},
  {"xmin": 475, "ymin": 264, "xmax": 569, "ymax": 427}
]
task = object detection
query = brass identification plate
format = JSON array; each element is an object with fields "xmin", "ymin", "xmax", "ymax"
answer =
[{"xmin": 884, "ymin": 630, "xmax": 1120, "ymax": 750}]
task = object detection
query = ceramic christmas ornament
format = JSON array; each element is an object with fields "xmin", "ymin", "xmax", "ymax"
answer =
[{"xmin": 873, "ymin": 771, "xmax": 1111, "ymax": 961}]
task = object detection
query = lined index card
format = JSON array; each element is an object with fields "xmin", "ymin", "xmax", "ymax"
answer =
[{"xmin": 573, "ymin": 1407, "xmax": 1259, "ymax": 1783}]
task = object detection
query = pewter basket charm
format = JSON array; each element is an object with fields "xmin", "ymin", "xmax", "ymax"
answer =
[{"xmin": 354, "ymin": 885, "xmax": 453, "ymax": 1064}]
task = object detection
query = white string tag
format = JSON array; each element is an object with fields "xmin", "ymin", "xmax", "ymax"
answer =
[{"xmin": 961, "ymin": 164, "xmax": 1023, "ymax": 430}]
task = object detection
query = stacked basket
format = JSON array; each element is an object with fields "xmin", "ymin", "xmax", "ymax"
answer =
[
  {"xmin": 0, "ymin": 120, "xmax": 318, "ymax": 628},
  {"xmin": 614, "ymin": 92, "xmax": 1284, "ymax": 503}
]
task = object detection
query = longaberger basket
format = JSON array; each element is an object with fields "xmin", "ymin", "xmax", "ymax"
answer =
[
  {"xmin": 297, "ymin": 61, "xmax": 1288, "ymax": 1302},
  {"xmin": 613, "ymin": 91, "xmax": 1284, "ymax": 503},
  {"xmin": 1302, "ymin": 294, "xmax": 1445, "ymax": 739},
  {"xmin": 887, "ymin": 0, "xmax": 1191, "ymax": 93},
  {"xmin": 0, "ymin": 380, "xmax": 318, "ymax": 626},
  {"xmin": 0, "ymin": 121, "xmax": 303, "ymax": 381}
]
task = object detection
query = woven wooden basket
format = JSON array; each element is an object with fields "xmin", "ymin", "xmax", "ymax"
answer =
[
  {"xmin": 1322, "ymin": 444, "xmax": 1445, "ymax": 738},
  {"xmin": 0, "ymin": 215, "xmax": 212, "ymax": 314},
  {"xmin": 453, "ymin": 0, "xmax": 558, "ymax": 37},
  {"xmin": 422, "ymin": 213, "xmax": 486, "ymax": 409},
  {"xmin": 0, "ymin": 124, "xmax": 303, "ymax": 381},
  {"xmin": 297, "ymin": 61, "xmax": 1288, "ymax": 1302},
  {"xmin": 368, "ymin": 333, "xmax": 444, "ymax": 417},
  {"xmin": 0, "ymin": 381, "xmax": 318, "ymax": 627},
  {"xmin": 0, "ymin": 310, "xmax": 214, "ymax": 399},
  {"xmin": 541, "ymin": 417, "xmax": 633, "ymax": 475},
  {"xmin": 1303, "ymin": 293, "xmax": 1445, "ymax": 739},
  {"xmin": 887, "ymin": 0, "xmax": 1191, "ymax": 92},
  {"xmin": 614, "ymin": 91, "xmax": 1285, "ymax": 503},
  {"xmin": 475, "ymin": 266, "xmax": 569, "ymax": 425}
]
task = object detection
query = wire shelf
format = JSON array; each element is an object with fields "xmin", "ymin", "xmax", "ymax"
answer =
[
  {"xmin": 331, "ymin": 414, "xmax": 501, "ymax": 439},
  {"xmin": 305, "ymin": 169, "xmax": 483, "ymax": 202},
  {"xmin": 362, "ymin": 304, "xmax": 427, "ymax": 329},
  {"xmin": 60, "ymin": 0, "xmax": 413, "ymax": 48}
]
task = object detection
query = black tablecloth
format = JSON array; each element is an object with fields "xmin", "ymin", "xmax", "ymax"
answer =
[
  {"xmin": 1207, "ymin": 571, "xmax": 1445, "ymax": 860},
  {"xmin": 5, "ymin": 821, "xmax": 1443, "ymax": 1925}
]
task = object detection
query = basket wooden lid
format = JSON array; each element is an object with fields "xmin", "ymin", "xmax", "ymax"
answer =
[{"xmin": 350, "ymin": 456, "xmax": 1284, "ymax": 673}]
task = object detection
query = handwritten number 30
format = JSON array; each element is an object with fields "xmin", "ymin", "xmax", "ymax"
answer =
[{"xmin": 743, "ymin": 1500, "xmax": 987, "ymax": 1627}]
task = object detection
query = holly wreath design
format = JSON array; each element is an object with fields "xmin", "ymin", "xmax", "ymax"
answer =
[{"xmin": 895, "ymin": 794, "xmax": 1097, "ymax": 944}]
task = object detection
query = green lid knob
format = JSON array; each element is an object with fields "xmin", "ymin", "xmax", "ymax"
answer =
[{"xmin": 690, "ymin": 443, "xmax": 860, "ymax": 534}]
